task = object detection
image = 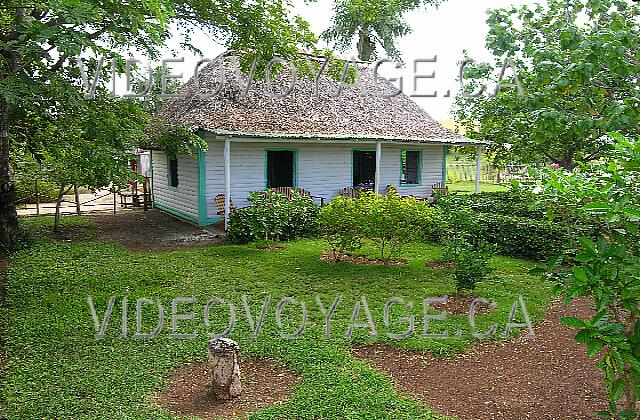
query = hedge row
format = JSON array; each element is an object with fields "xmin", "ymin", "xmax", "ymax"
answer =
[
  {"xmin": 437, "ymin": 191, "xmax": 546, "ymax": 220},
  {"xmin": 462, "ymin": 211, "xmax": 568, "ymax": 261}
]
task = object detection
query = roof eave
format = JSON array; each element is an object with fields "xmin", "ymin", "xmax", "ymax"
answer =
[{"xmin": 200, "ymin": 128, "xmax": 488, "ymax": 145}]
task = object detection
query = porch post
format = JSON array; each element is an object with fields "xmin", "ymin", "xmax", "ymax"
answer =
[
  {"xmin": 375, "ymin": 140, "xmax": 382, "ymax": 195},
  {"xmin": 224, "ymin": 137, "xmax": 231, "ymax": 230},
  {"xmin": 475, "ymin": 145, "xmax": 482, "ymax": 194}
]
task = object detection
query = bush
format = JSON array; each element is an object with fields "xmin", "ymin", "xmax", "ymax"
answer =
[
  {"xmin": 320, "ymin": 189, "xmax": 440, "ymax": 261},
  {"xmin": 318, "ymin": 196, "xmax": 362, "ymax": 258},
  {"xmin": 14, "ymin": 179, "xmax": 58, "ymax": 204},
  {"xmin": 437, "ymin": 191, "xmax": 546, "ymax": 219},
  {"xmin": 442, "ymin": 209, "xmax": 568, "ymax": 261},
  {"xmin": 226, "ymin": 190, "xmax": 319, "ymax": 243},
  {"xmin": 442, "ymin": 237, "xmax": 497, "ymax": 292}
]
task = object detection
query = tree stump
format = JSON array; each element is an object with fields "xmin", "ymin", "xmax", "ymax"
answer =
[{"xmin": 207, "ymin": 338, "xmax": 241, "ymax": 399}]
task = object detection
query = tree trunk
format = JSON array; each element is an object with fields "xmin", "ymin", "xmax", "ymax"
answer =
[
  {"xmin": 54, "ymin": 184, "xmax": 68, "ymax": 233},
  {"xmin": 207, "ymin": 338, "xmax": 241, "ymax": 400},
  {"xmin": 357, "ymin": 30, "xmax": 374, "ymax": 62},
  {"xmin": 0, "ymin": 100, "xmax": 18, "ymax": 253},
  {"xmin": 74, "ymin": 184, "xmax": 81, "ymax": 215}
]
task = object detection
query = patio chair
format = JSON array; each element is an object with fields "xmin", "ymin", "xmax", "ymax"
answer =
[
  {"xmin": 339, "ymin": 187, "xmax": 360, "ymax": 199},
  {"xmin": 268, "ymin": 187, "xmax": 326, "ymax": 206},
  {"xmin": 431, "ymin": 183, "xmax": 449, "ymax": 196},
  {"xmin": 214, "ymin": 194, "xmax": 237, "ymax": 216}
]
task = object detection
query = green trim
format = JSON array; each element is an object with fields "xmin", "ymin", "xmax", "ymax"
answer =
[
  {"xmin": 264, "ymin": 148, "xmax": 298, "ymax": 189},
  {"xmin": 351, "ymin": 148, "xmax": 376, "ymax": 188},
  {"xmin": 197, "ymin": 130, "xmax": 208, "ymax": 226},
  {"xmin": 442, "ymin": 145, "xmax": 448, "ymax": 184},
  {"xmin": 154, "ymin": 202, "xmax": 200, "ymax": 224},
  {"xmin": 150, "ymin": 150, "xmax": 155, "ymax": 207},
  {"xmin": 398, "ymin": 149, "xmax": 423, "ymax": 187},
  {"xmin": 156, "ymin": 203, "xmax": 222, "ymax": 226}
]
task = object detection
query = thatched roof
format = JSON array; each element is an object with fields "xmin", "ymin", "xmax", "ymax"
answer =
[{"xmin": 157, "ymin": 54, "xmax": 479, "ymax": 144}]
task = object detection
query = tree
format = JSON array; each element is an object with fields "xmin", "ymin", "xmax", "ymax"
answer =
[
  {"xmin": 14, "ymin": 95, "xmax": 151, "ymax": 231},
  {"xmin": 0, "ymin": 0, "xmax": 316, "ymax": 252},
  {"xmin": 453, "ymin": 0, "xmax": 640, "ymax": 169},
  {"xmin": 532, "ymin": 133, "xmax": 640, "ymax": 418},
  {"xmin": 322, "ymin": 0, "xmax": 441, "ymax": 63}
]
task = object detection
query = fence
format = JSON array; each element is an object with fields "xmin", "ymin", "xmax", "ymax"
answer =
[
  {"xmin": 16, "ymin": 178, "xmax": 152, "ymax": 217},
  {"xmin": 447, "ymin": 163, "xmax": 537, "ymax": 184}
]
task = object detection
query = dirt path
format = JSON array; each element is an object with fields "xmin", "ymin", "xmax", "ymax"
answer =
[
  {"xmin": 82, "ymin": 210, "xmax": 225, "ymax": 252},
  {"xmin": 353, "ymin": 298, "xmax": 608, "ymax": 419}
]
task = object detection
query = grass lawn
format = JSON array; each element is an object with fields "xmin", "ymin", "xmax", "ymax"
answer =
[
  {"xmin": 447, "ymin": 182, "xmax": 509, "ymax": 194},
  {"xmin": 0, "ymin": 217, "xmax": 551, "ymax": 419}
]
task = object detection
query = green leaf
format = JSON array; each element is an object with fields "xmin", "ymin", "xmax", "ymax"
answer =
[
  {"xmin": 561, "ymin": 317, "xmax": 586, "ymax": 328},
  {"xmin": 575, "ymin": 330, "xmax": 593, "ymax": 343},
  {"xmin": 587, "ymin": 339, "xmax": 605, "ymax": 357},
  {"xmin": 584, "ymin": 202, "xmax": 610, "ymax": 213},
  {"xmin": 572, "ymin": 266, "xmax": 589, "ymax": 283},
  {"xmin": 618, "ymin": 410, "xmax": 638, "ymax": 419},
  {"xmin": 574, "ymin": 252, "xmax": 594, "ymax": 263},
  {"xmin": 622, "ymin": 205, "xmax": 640, "ymax": 219},
  {"xmin": 612, "ymin": 378, "xmax": 626, "ymax": 401}
]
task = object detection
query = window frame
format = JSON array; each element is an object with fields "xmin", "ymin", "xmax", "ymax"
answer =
[
  {"xmin": 399, "ymin": 149, "xmax": 422, "ymax": 187},
  {"xmin": 264, "ymin": 148, "xmax": 298, "ymax": 189},
  {"xmin": 167, "ymin": 155, "xmax": 179, "ymax": 189}
]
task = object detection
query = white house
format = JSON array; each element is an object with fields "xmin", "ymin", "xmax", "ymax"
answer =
[{"xmin": 150, "ymin": 54, "xmax": 484, "ymax": 227}]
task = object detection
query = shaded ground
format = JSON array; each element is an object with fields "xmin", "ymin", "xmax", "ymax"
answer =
[
  {"xmin": 82, "ymin": 210, "xmax": 225, "ymax": 251},
  {"xmin": 353, "ymin": 298, "xmax": 608, "ymax": 419},
  {"xmin": 155, "ymin": 358, "xmax": 300, "ymax": 419}
]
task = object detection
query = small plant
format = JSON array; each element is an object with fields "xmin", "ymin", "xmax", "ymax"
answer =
[
  {"xmin": 357, "ymin": 189, "xmax": 431, "ymax": 261},
  {"xmin": 443, "ymin": 236, "xmax": 496, "ymax": 293},
  {"xmin": 318, "ymin": 196, "xmax": 362, "ymax": 260},
  {"xmin": 320, "ymin": 190, "xmax": 438, "ymax": 262},
  {"xmin": 227, "ymin": 190, "xmax": 319, "ymax": 243}
]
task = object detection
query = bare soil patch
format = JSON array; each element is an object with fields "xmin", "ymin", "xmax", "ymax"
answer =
[
  {"xmin": 430, "ymin": 294, "xmax": 495, "ymax": 316},
  {"xmin": 256, "ymin": 245, "xmax": 286, "ymax": 252},
  {"xmin": 155, "ymin": 358, "xmax": 299, "ymax": 419},
  {"xmin": 353, "ymin": 298, "xmax": 608, "ymax": 419},
  {"xmin": 82, "ymin": 210, "xmax": 225, "ymax": 252},
  {"xmin": 425, "ymin": 260, "xmax": 454, "ymax": 270},
  {"xmin": 321, "ymin": 251, "xmax": 407, "ymax": 266}
]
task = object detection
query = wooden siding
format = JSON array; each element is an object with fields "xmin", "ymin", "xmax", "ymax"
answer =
[
  {"xmin": 152, "ymin": 151, "xmax": 200, "ymax": 218},
  {"xmin": 203, "ymin": 133, "xmax": 443, "ymax": 218}
]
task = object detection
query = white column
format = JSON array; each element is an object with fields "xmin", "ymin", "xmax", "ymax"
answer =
[
  {"xmin": 224, "ymin": 138, "xmax": 231, "ymax": 230},
  {"xmin": 375, "ymin": 141, "xmax": 382, "ymax": 195},
  {"xmin": 475, "ymin": 145, "xmax": 482, "ymax": 194}
]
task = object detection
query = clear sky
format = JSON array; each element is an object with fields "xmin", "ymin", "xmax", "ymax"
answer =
[{"xmin": 159, "ymin": 0, "xmax": 541, "ymax": 120}]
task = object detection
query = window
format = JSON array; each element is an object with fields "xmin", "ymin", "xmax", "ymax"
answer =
[
  {"xmin": 352, "ymin": 150, "xmax": 376, "ymax": 189},
  {"xmin": 266, "ymin": 150, "xmax": 295, "ymax": 188},
  {"xmin": 168, "ymin": 156, "xmax": 179, "ymax": 188},
  {"xmin": 400, "ymin": 150, "xmax": 420, "ymax": 185}
]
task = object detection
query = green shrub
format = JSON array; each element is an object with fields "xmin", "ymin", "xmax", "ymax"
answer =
[
  {"xmin": 442, "ymin": 237, "xmax": 497, "ymax": 292},
  {"xmin": 227, "ymin": 190, "xmax": 319, "ymax": 243},
  {"xmin": 318, "ymin": 196, "xmax": 362, "ymax": 258},
  {"xmin": 14, "ymin": 179, "xmax": 58, "ymax": 204},
  {"xmin": 436, "ymin": 190, "xmax": 570, "ymax": 260},
  {"xmin": 437, "ymin": 191, "xmax": 546, "ymax": 219},
  {"xmin": 320, "ymin": 189, "xmax": 440, "ymax": 261},
  {"xmin": 442, "ymin": 208, "xmax": 568, "ymax": 261}
]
